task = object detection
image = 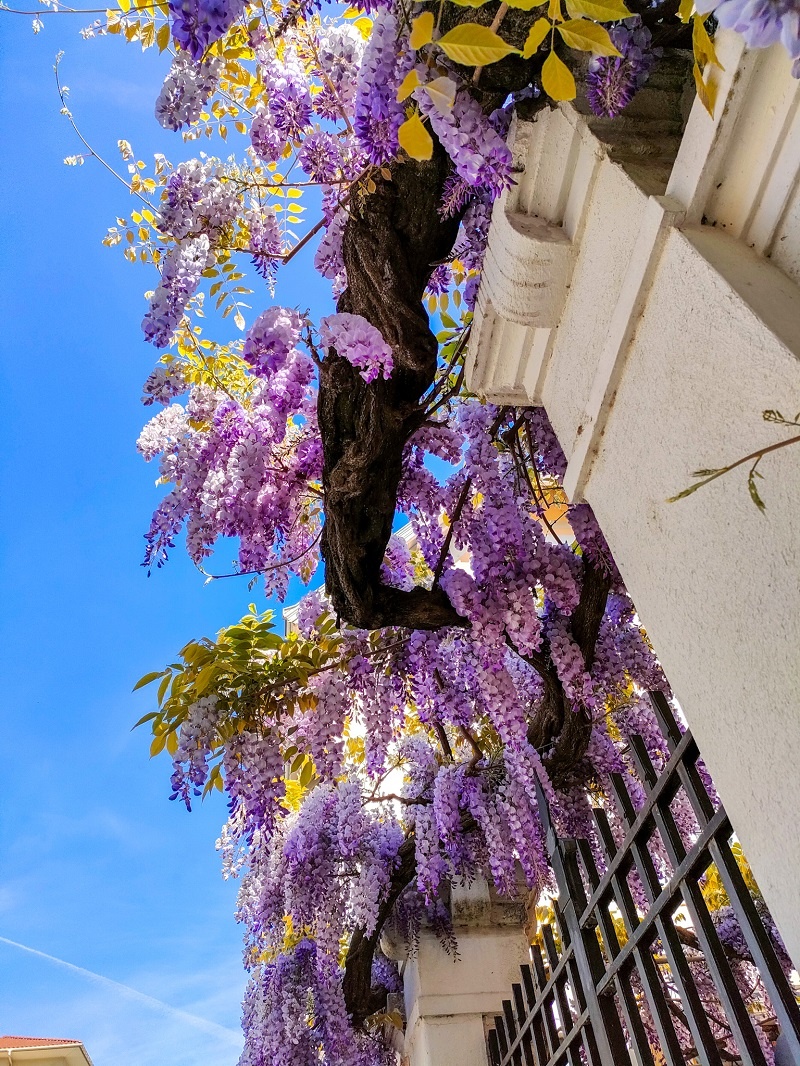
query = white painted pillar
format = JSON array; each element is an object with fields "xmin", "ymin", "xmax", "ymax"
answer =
[{"xmin": 398, "ymin": 882, "xmax": 530, "ymax": 1066}]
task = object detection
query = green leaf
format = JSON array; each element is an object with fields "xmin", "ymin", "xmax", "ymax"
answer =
[
  {"xmin": 157, "ymin": 672, "xmax": 172, "ymax": 706},
  {"xmin": 523, "ymin": 17, "xmax": 550, "ymax": 57},
  {"xmin": 133, "ymin": 670, "xmax": 165, "ymax": 691},
  {"xmin": 437, "ymin": 23, "xmax": 521, "ymax": 66},
  {"xmin": 299, "ymin": 759, "xmax": 314, "ymax": 787},
  {"xmin": 132, "ymin": 711, "xmax": 158, "ymax": 729},
  {"xmin": 748, "ymin": 469, "xmax": 766, "ymax": 512},
  {"xmin": 193, "ymin": 662, "xmax": 219, "ymax": 696},
  {"xmin": 557, "ymin": 18, "xmax": 620, "ymax": 54}
]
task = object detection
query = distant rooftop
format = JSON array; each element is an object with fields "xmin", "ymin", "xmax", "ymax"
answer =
[{"xmin": 0, "ymin": 1036, "xmax": 93, "ymax": 1064}]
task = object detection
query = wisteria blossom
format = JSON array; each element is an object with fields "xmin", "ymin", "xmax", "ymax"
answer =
[{"xmin": 319, "ymin": 312, "xmax": 394, "ymax": 382}]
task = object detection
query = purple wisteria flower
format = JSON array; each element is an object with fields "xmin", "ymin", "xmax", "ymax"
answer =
[
  {"xmin": 245, "ymin": 206, "xmax": 282, "ymax": 290},
  {"xmin": 155, "ymin": 51, "xmax": 221, "ymax": 130},
  {"xmin": 264, "ymin": 49, "xmax": 312, "ymax": 140},
  {"xmin": 314, "ymin": 23, "xmax": 365, "ymax": 120},
  {"xmin": 298, "ymin": 130, "xmax": 344, "ymax": 183},
  {"xmin": 415, "ymin": 84, "xmax": 514, "ymax": 198},
  {"xmin": 141, "ymin": 235, "xmax": 210, "ymax": 348},
  {"xmin": 586, "ymin": 18, "xmax": 660, "ymax": 118},
  {"xmin": 319, "ymin": 312, "xmax": 394, "ymax": 382},
  {"xmin": 243, "ymin": 305, "xmax": 303, "ymax": 377},
  {"xmin": 168, "ymin": 0, "xmax": 245, "ymax": 61},
  {"xmin": 354, "ymin": 11, "xmax": 412, "ymax": 165},
  {"xmin": 142, "ymin": 362, "xmax": 188, "ymax": 405},
  {"xmin": 694, "ymin": 0, "xmax": 800, "ymax": 74},
  {"xmin": 314, "ymin": 207, "xmax": 348, "ymax": 296}
]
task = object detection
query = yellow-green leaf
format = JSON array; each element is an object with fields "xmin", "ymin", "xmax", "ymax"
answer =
[
  {"xmin": 446, "ymin": 0, "xmax": 492, "ymax": 7},
  {"xmin": 150, "ymin": 733, "xmax": 167, "ymax": 757},
  {"xmin": 678, "ymin": 0, "xmax": 694, "ymax": 20},
  {"xmin": 693, "ymin": 60, "xmax": 717, "ymax": 116},
  {"xmin": 156, "ymin": 22, "xmax": 170, "ymax": 51},
  {"xmin": 410, "ymin": 11, "xmax": 435, "ymax": 49},
  {"xmin": 565, "ymin": 0, "xmax": 632, "ymax": 20},
  {"xmin": 437, "ymin": 23, "xmax": 520, "ymax": 66},
  {"xmin": 398, "ymin": 112, "xmax": 434, "ymax": 160},
  {"xmin": 548, "ymin": 0, "xmax": 563, "ymax": 21},
  {"xmin": 397, "ymin": 68, "xmax": 422, "ymax": 102},
  {"xmin": 523, "ymin": 17, "xmax": 551, "ymax": 57},
  {"xmin": 541, "ymin": 49, "xmax": 577, "ymax": 101},
  {"xmin": 423, "ymin": 75, "xmax": 458, "ymax": 112},
  {"xmin": 505, "ymin": 0, "xmax": 546, "ymax": 9},
  {"xmin": 118, "ymin": 0, "xmax": 130, "ymax": 10},
  {"xmin": 693, "ymin": 14, "xmax": 722, "ymax": 69},
  {"xmin": 557, "ymin": 18, "xmax": 620, "ymax": 54},
  {"xmin": 133, "ymin": 670, "xmax": 165, "ymax": 691}
]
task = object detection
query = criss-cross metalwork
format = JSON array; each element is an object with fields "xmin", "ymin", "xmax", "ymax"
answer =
[{"xmin": 487, "ymin": 693, "xmax": 800, "ymax": 1066}]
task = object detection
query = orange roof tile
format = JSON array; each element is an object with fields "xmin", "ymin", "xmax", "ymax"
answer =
[{"xmin": 0, "ymin": 1037, "xmax": 82, "ymax": 1049}]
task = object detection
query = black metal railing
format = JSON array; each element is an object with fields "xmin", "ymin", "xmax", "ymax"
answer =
[{"xmin": 487, "ymin": 693, "xmax": 800, "ymax": 1066}]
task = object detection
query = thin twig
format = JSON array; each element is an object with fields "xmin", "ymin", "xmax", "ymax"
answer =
[
  {"xmin": 432, "ymin": 475, "xmax": 472, "ymax": 587},
  {"xmin": 197, "ymin": 528, "xmax": 322, "ymax": 581},
  {"xmin": 669, "ymin": 432, "xmax": 800, "ymax": 502}
]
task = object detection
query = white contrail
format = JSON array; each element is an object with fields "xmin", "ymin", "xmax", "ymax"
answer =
[{"xmin": 0, "ymin": 935, "xmax": 242, "ymax": 1047}]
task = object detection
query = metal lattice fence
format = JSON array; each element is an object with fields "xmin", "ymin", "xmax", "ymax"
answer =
[{"xmin": 487, "ymin": 693, "xmax": 800, "ymax": 1066}]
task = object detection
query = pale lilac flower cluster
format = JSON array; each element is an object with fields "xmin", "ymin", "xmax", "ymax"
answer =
[
  {"xmin": 354, "ymin": 11, "xmax": 412, "ymax": 164},
  {"xmin": 695, "ymin": 0, "xmax": 800, "ymax": 75},
  {"xmin": 262, "ymin": 47, "xmax": 312, "ymax": 142},
  {"xmin": 314, "ymin": 22, "xmax": 366, "ymax": 120},
  {"xmin": 223, "ymin": 730, "xmax": 288, "ymax": 840},
  {"xmin": 142, "ymin": 361, "xmax": 188, "ymax": 405},
  {"xmin": 314, "ymin": 206, "xmax": 348, "ymax": 295},
  {"xmin": 249, "ymin": 106, "xmax": 283, "ymax": 164},
  {"xmin": 142, "ymin": 235, "xmax": 210, "ymax": 348},
  {"xmin": 155, "ymin": 50, "xmax": 221, "ymax": 130},
  {"xmin": 138, "ymin": 364, "xmax": 320, "ymax": 576},
  {"xmin": 319, "ymin": 312, "xmax": 394, "ymax": 382},
  {"xmin": 168, "ymin": 0, "xmax": 245, "ymax": 61},
  {"xmin": 245, "ymin": 206, "xmax": 282, "ymax": 290},
  {"xmin": 158, "ymin": 159, "xmax": 239, "ymax": 241},
  {"xmin": 169, "ymin": 694, "xmax": 219, "ymax": 807},
  {"xmin": 380, "ymin": 532, "xmax": 416, "ymax": 590},
  {"xmin": 243, "ymin": 305, "xmax": 303, "ymax": 377},
  {"xmin": 586, "ymin": 18, "xmax": 660, "ymax": 118},
  {"xmin": 298, "ymin": 130, "xmax": 344, "ymax": 183},
  {"xmin": 415, "ymin": 85, "xmax": 513, "ymax": 198},
  {"xmin": 414, "ymin": 804, "xmax": 449, "ymax": 903}
]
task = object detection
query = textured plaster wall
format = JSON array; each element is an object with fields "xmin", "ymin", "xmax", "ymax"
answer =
[
  {"xmin": 581, "ymin": 226, "xmax": 800, "ymax": 960},
  {"xmin": 541, "ymin": 159, "xmax": 649, "ymax": 453}
]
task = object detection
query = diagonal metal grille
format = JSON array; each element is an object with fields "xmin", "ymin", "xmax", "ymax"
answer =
[{"xmin": 487, "ymin": 693, "xmax": 800, "ymax": 1066}]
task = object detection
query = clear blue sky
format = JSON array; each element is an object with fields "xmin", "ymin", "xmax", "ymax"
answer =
[{"xmin": 0, "ymin": 15, "xmax": 330, "ymax": 1064}]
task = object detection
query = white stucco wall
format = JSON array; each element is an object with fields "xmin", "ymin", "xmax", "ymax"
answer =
[{"xmin": 466, "ymin": 34, "xmax": 800, "ymax": 964}]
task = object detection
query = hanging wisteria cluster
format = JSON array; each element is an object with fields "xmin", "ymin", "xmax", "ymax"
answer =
[{"xmin": 49, "ymin": 0, "xmax": 799, "ymax": 1058}]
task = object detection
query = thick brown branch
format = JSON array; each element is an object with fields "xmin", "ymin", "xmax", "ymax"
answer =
[{"xmin": 319, "ymin": 146, "xmax": 468, "ymax": 631}]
